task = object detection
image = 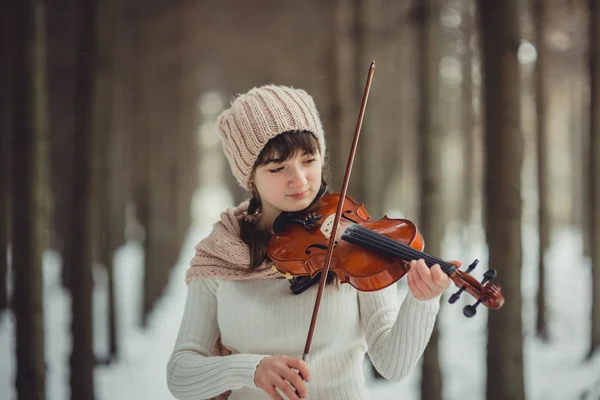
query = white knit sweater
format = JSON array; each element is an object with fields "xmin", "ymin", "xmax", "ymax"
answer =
[{"xmin": 166, "ymin": 273, "xmax": 440, "ymax": 400}]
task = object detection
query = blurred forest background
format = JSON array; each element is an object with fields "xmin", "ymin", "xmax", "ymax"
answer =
[{"xmin": 1, "ymin": 0, "xmax": 600, "ymax": 399}]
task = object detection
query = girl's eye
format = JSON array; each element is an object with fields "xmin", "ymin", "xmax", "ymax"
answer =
[
  {"xmin": 268, "ymin": 167, "xmax": 284, "ymax": 173},
  {"xmin": 305, "ymin": 158, "xmax": 317, "ymax": 164}
]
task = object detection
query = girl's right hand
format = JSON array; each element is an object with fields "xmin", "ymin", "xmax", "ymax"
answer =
[{"xmin": 254, "ymin": 356, "xmax": 311, "ymax": 399}]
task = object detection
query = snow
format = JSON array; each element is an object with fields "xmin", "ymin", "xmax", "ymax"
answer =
[{"xmin": 1, "ymin": 186, "xmax": 600, "ymax": 400}]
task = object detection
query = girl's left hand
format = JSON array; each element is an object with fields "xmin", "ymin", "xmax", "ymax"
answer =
[{"xmin": 407, "ymin": 259, "xmax": 458, "ymax": 301}]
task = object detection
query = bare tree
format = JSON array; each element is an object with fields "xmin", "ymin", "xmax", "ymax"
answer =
[
  {"xmin": 583, "ymin": 0, "xmax": 593, "ymax": 261},
  {"xmin": 332, "ymin": 0, "xmax": 369, "ymax": 203},
  {"xmin": 477, "ymin": 1, "xmax": 525, "ymax": 399},
  {"xmin": 68, "ymin": 1, "xmax": 98, "ymax": 398},
  {"xmin": 92, "ymin": 0, "xmax": 120, "ymax": 361},
  {"xmin": 127, "ymin": 2, "xmax": 154, "ymax": 329},
  {"xmin": 533, "ymin": 0, "xmax": 550, "ymax": 341},
  {"xmin": 10, "ymin": 0, "xmax": 48, "ymax": 398},
  {"xmin": 330, "ymin": 0, "xmax": 353, "ymax": 188},
  {"xmin": 45, "ymin": 3, "xmax": 80, "ymax": 291},
  {"xmin": 0, "ymin": 0, "xmax": 14, "ymax": 312},
  {"xmin": 461, "ymin": 0, "xmax": 477, "ymax": 229},
  {"xmin": 0, "ymin": 110, "xmax": 8, "ymax": 312},
  {"xmin": 117, "ymin": 2, "xmax": 199, "ymax": 329},
  {"xmin": 415, "ymin": 0, "xmax": 444, "ymax": 399},
  {"xmin": 588, "ymin": 0, "xmax": 600, "ymax": 359}
]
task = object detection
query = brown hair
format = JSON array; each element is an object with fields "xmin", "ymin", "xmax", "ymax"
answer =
[{"xmin": 240, "ymin": 130, "xmax": 328, "ymax": 269}]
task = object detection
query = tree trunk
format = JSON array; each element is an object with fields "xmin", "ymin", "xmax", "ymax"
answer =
[
  {"xmin": 127, "ymin": 3, "xmax": 151, "ymax": 328},
  {"xmin": 134, "ymin": 4, "xmax": 164, "ymax": 329},
  {"xmin": 357, "ymin": 1, "xmax": 387, "ymax": 220},
  {"xmin": 174, "ymin": 36, "xmax": 198, "ymax": 248},
  {"xmin": 461, "ymin": 0, "xmax": 475, "ymax": 229},
  {"xmin": 11, "ymin": 0, "xmax": 47, "ymax": 398},
  {"xmin": 92, "ymin": 0, "xmax": 119, "ymax": 361},
  {"xmin": 45, "ymin": 2, "xmax": 79, "ymax": 290},
  {"xmin": 349, "ymin": 0, "xmax": 373, "ymax": 209},
  {"xmin": 138, "ymin": 4, "xmax": 184, "ymax": 328},
  {"xmin": 415, "ymin": 1, "xmax": 444, "ymax": 400},
  {"xmin": 68, "ymin": 1, "xmax": 98, "ymax": 398},
  {"xmin": 335, "ymin": 0, "xmax": 368, "ymax": 202},
  {"xmin": 0, "ymin": 106, "xmax": 7, "ymax": 312},
  {"xmin": 568, "ymin": 74, "xmax": 582, "ymax": 239},
  {"xmin": 330, "ymin": 0, "xmax": 361, "ymax": 193},
  {"xmin": 0, "ymin": 0, "xmax": 14, "ymax": 312},
  {"xmin": 588, "ymin": 0, "xmax": 600, "ymax": 359},
  {"xmin": 477, "ymin": 1, "xmax": 526, "ymax": 400},
  {"xmin": 329, "ymin": 0, "xmax": 349, "ymax": 189},
  {"xmin": 533, "ymin": 0, "xmax": 550, "ymax": 341},
  {"xmin": 399, "ymin": 9, "xmax": 420, "ymax": 221}
]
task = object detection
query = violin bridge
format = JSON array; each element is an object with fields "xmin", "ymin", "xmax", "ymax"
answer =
[{"xmin": 320, "ymin": 214, "xmax": 340, "ymax": 239}]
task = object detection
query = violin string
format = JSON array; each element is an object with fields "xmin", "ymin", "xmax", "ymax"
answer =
[
  {"xmin": 342, "ymin": 227, "xmax": 452, "ymax": 273},
  {"xmin": 344, "ymin": 226, "xmax": 456, "ymax": 276},
  {"xmin": 348, "ymin": 224, "xmax": 449, "ymax": 267},
  {"xmin": 352, "ymin": 226, "xmax": 457, "ymax": 275},
  {"xmin": 342, "ymin": 224, "xmax": 457, "ymax": 276},
  {"xmin": 341, "ymin": 224, "xmax": 408, "ymax": 260}
]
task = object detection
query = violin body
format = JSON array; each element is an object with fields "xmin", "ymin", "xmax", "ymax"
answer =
[{"xmin": 268, "ymin": 193, "xmax": 424, "ymax": 292}]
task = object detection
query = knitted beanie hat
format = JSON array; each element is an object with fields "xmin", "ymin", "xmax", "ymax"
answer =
[{"xmin": 217, "ymin": 85, "xmax": 327, "ymax": 189}]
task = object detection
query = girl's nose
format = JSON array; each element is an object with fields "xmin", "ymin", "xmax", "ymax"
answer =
[{"xmin": 288, "ymin": 166, "xmax": 308, "ymax": 188}]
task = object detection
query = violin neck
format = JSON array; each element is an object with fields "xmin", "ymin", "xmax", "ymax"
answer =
[{"xmin": 341, "ymin": 224, "xmax": 457, "ymax": 276}]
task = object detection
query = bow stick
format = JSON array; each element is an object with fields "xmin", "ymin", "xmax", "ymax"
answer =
[{"xmin": 301, "ymin": 61, "xmax": 376, "ymax": 363}]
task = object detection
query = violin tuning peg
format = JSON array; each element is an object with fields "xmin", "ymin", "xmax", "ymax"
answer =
[
  {"xmin": 463, "ymin": 304, "xmax": 477, "ymax": 318},
  {"xmin": 483, "ymin": 269, "xmax": 497, "ymax": 281},
  {"xmin": 480, "ymin": 269, "xmax": 497, "ymax": 286},
  {"xmin": 465, "ymin": 259, "xmax": 479, "ymax": 274},
  {"xmin": 463, "ymin": 299, "xmax": 481, "ymax": 318},
  {"xmin": 448, "ymin": 287, "xmax": 466, "ymax": 304}
]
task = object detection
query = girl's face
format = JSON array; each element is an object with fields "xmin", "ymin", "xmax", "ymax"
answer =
[{"xmin": 253, "ymin": 150, "xmax": 322, "ymax": 221}]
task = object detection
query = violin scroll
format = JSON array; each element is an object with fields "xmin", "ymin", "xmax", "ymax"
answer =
[{"xmin": 447, "ymin": 259, "xmax": 504, "ymax": 317}]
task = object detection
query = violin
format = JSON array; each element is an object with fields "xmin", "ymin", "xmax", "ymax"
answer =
[
  {"xmin": 267, "ymin": 192, "xmax": 504, "ymax": 315},
  {"xmin": 265, "ymin": 61, "xmax": 504, "ymax": 364}
]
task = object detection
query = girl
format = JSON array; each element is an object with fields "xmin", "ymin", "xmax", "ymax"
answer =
[{"xmin": 167, "ymin": 85, "xmax": 455, "ymax": 400}]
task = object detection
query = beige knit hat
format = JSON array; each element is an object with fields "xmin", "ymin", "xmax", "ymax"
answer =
[{"xmin": 217, "ymin": 85, "xmax": 326, "ymax": 189}]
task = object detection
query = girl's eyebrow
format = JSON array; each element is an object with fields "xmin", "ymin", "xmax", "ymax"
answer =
[{"xmin": 265, "ymin": 151, "xmax": 312, "ymax": 165}]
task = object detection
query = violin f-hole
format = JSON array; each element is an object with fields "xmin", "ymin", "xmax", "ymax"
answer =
[{"xmin": 306, "ymin": 242, "xmax": 338, "ymax": 254}]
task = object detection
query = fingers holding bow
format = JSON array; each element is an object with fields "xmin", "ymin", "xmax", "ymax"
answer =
[{"xmin": 407, "ymin": 259, "xmax": 459, "ymax": 301}]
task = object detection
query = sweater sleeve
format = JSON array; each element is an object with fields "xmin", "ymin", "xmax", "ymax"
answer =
[
  {"xmin": 358, "ymin": 284, "xmax": 440, "ymax": 382},
  {"xmin": 166, "ymin": 278, "xmax": 269, "ymax": 400}
]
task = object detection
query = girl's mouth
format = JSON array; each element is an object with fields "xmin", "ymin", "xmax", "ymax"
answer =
[{"xmin": 288, "ymin": 190, "xmax": 307, "ymax": 200}]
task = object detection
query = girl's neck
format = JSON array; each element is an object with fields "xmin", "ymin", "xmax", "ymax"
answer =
[{"xmin": 257, "ymin": 203, "xmax": 280, "ymax": 232}]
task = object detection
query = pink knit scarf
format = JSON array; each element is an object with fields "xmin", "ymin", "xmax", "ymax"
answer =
[
  {"xmin": 186, "ymin": 199, "xmax": 280, "ymax": 283},
  {"xmin": 185, "ymin": 200, "xmax": 281, "ymax": 400}
]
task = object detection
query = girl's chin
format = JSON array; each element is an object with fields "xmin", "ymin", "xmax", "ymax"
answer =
[
  {"xmin": 281, "ymin": 193, "xmax": 316, "ymax": 211},
  {"xmin": 282, "ymin": 201, "xmax": 310, "ymax": 212}
]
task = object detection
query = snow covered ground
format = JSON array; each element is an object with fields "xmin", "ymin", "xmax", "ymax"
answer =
[{"xmin": 1, "ymin": 186, "xmax": 599, "ymax": 400}]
